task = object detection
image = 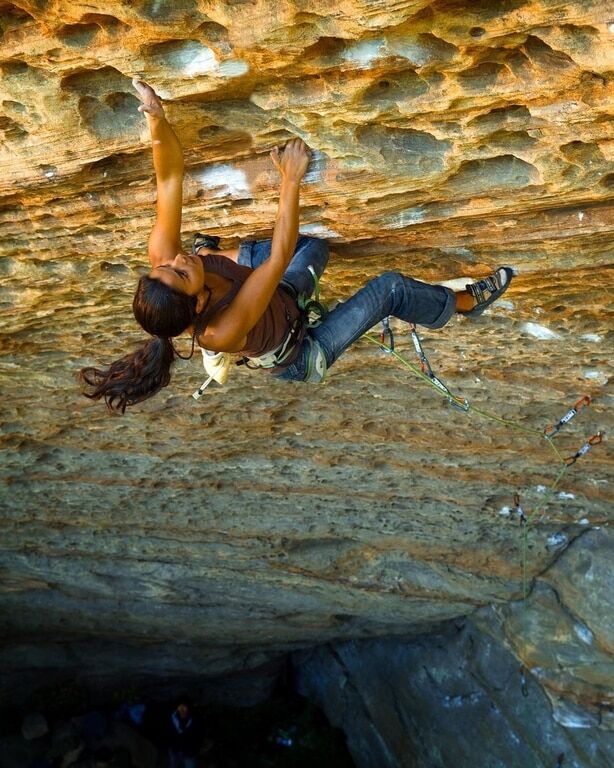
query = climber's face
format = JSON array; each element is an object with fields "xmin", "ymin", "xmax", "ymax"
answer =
[{"xmin": 150, "ymin": 252, "xmax": 205, "ymax": 296}]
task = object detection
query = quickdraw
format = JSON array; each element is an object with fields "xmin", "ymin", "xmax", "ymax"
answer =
[
  {"xmin": 379, "ymin": 316, "xmax": 394, "ymax": 353},
  {"xmin": 409, "ymin": 324, "xmax": 469, "ymax": 412},
  {"xmin": 514, "ymin": 493, "xmax": 527, "ymax": 525},
  {"xmin": 565, "ymin": 432, "xmax": 603, "ymax": 466},
  {"xmin": 544, "ymin": 396, "xmax": 590, "ymax": 438}
]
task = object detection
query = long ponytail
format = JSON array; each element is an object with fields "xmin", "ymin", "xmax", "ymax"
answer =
[
  {"xmin": 80, "ymin": 270, "xmax": 214, "ymax": 413},
  {"xmin": 79, "ymin": 336, "xmax": 176, "ymax": 414}
]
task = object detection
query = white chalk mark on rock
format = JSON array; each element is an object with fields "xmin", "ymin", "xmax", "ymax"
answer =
[
  {"xmin": 343, "ymin": 39, "xmax": 386, "ymax": 67},
  {"xmin": 219, "ymin": 60, "xmax": 249, "ymax": 77},
  {"xmin": 521, "ymin": 322, "xmax": 560, "ymax": 340},
  {"xmin": 574, "ymin": 623, "xmax": 594, "ymax": 645},
  {"xmin": 184, "ymin": 47, "xmax": 217, "ymax": 77},
  {"xmin": 300, "ymin": 223, "xmax": 341, "ymax": 238},
  {"xmin": 583, "ymin": 370, "xmax": 608, "ymax": 385},
  {"xmin": 198, "ymin": 165, "xmax": 251, "ymax": 198}
]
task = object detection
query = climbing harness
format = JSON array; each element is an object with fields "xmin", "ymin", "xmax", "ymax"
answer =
[
  {"xmin": 240, "ymin": 265, "xmax": 326, "ymax": 371},
  {"xmin": 407, "ymin": 324, "xmax": 469, "ymax": 411},
  {"xmin": 296, "ymin": 265, "xmax": 328, "ymax": 328},
  {"xmin": 565, "ymin": 432, "xmax": 603, "ymax": 466},
  {"xmin": 544, "ymin": 396, "xmax": 591, "ymax": 438},
  {"xmin": 239, "ymin": 316, "xmax": 304, "ymax": 370},
  {"xmin": 190, "ymin": 243, "xmax": 328, "ymax": 386}
]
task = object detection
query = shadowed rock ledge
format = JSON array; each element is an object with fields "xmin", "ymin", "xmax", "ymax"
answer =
[{"xmin": 0, "ymin": 1, "xmax": 612, "ymax": 765}]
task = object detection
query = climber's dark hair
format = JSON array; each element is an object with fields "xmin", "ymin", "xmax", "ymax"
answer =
[
  {"xmin": 79, "ymin": 274, "xmax": 211, "ymax": 414},
  {"xmin": 133, "ymin": 275, "xmax": 198, "ymax": 338}
]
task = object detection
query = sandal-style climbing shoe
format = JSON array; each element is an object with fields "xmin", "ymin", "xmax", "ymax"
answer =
[
  {"xmin": 192, "ymin": 233, "xmax": 221, "ymax": 254},
  {"xmin": 464, "ymin": 266, "xmax": 514, "ymax": 317}
]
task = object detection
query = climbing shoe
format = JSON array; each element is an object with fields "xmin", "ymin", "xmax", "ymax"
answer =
[
  {"xmin": 464, "ymin": 266, "xmax": 514, "ymax": 317},
  {"xmin": 192, "ymin": 233, "xmax": 221, "ymax": 254}
]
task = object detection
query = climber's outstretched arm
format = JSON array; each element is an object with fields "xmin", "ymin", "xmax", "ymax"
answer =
[
  {"xmin": 199, "ymin": 139, "xmax": 310, "ymax": 352},
  {"xmin": 133, "ymin": 78, "xmax": 184, "ymax": 268}
]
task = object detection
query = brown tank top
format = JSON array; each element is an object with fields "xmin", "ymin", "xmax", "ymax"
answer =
[{"xmin": 202, "ymin": 253, "xmax": 304, "ymax": 361}]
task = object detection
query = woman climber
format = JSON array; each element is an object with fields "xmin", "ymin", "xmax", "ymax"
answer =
[{"xmin": 80, "ymin": 79, "xmax": 513, "ymax": 414}]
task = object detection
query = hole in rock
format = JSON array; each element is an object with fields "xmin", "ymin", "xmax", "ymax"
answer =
[
  {"xmin": 38, "ymin": 164, "xmax": 57, "ymax": 179},
  {"xmin": 2, "ymin": 99, "xmax": 26, "ymax": 113},
  {"xmin": 361, "ymin": 69, "xmax": 429, "ymax": 106},
  {"xmin": 0, "ymin": 3, "xmax": 34, "ymax": 36},
  {"xmin": 77, "ymin": 92, "xmax": 140, "ymax": 140},
  {"xmin": 301, "ymin": 35, "xmax": 350, "ymax": 64},
  {"xmin": 356, "ymin": 125, "xmax": 450, "ymax": 176},
  {"xmin": 196, "ymin": 124, "xmax": 253, "ymax": 152},
  {"xmin": 599, "ymin": 173, "xmax": 614, "ymax": 189},
  {"xmin": 387, "ymin": 31, "xmax": 457, "ymax": 65},
  {"xmin": 79, "ymin": 13, "xmax": 128, "ymax": 34},
  {"xmin": 559, "ymin": 23, "xmax": 600, "ymax": 52},
  {"xmin": 57, "ymin": 22, "xmax": 100, "ymax": 47},
  {"xmin": 486, "ymin": 129, "xmax": 537, "ymax": 151},
  {"xmin": 469, "ymin": 26, "xmax": 485, "ymax": 37},
  {"xmin": 0, "ymin": 114, "xmax": 27, "ymax": 141},
  {"xmin": 469, "ymin": 104, "xmax": 531, "ymax": 133},
  {"xmin": 559, "ymin": 140, "xmax": 605, "ymax": 166},
  {"xmin": 522, "ymin": 35, "xmax": 574, "ymax": 69},
  {"xmin": 457, "ymin": 61, "xmax": 504, "ymax": 92},
  {"xmin": 133, "ymin": 0, "xmax": 200, "ymax": 20},
  {"xmin": 100, "ymin": 261, "xmax": 129, "ymax": 274},
  {"xmin": 0, "ymin": 59, "xmax": 29, "ymax": 76},
  {"xmin": 194, "ymin": 20, "xmax": 229, "ymax": 42},
  {"xmin": 447, "ymin": 154, "xmax": 538, "ymax": 193},
  {"xmin": 85, "ymin": 151, "xmax": 149, "ymax": 183},
  {"xmin": 62, "ymin": 66, "xmax": 132, "ymax": 98}
]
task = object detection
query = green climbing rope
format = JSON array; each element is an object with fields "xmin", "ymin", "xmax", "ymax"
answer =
[{"xmin": 363, "ymin": 322, "xmax": 603, "ymax": 703}]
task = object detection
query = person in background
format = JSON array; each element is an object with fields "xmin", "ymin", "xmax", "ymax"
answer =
[{"xmin": 167, "ymin": 697, "xmax": 202, "ymax": 768}]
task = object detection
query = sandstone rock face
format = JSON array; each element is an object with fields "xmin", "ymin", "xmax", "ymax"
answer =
[
  {"xmin": 293, "ymin": 531, "xmax": 614, "ymax": 766},
  {"xmin": 0, "ymin": 1, "xmax": 612, "ymax": 764}
]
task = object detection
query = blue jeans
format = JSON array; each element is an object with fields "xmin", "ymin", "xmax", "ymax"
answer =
[{"xmin": 238, "ymin": 237, "xmax": 456, "ymax": 382}]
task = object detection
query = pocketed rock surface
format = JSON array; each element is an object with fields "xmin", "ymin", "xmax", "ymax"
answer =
[{"xmin": 0, "ymin": 1, "xmax": 612, "ymax": 764}]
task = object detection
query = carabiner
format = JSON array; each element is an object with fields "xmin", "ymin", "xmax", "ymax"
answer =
[
  {"xmin": 565, "ymin": 432, "xmax": 603, "ymax": 466},
  {"xmin": 544, "ymin": 395, "xmax": 591, "ymax": 438},
  {"xmin": 379, "ymin": 317, "xmax": 394, "ymax": 352}
]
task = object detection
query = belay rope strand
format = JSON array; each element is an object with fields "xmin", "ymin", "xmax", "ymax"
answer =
[{"xmin": 363, "ymin": 320, "xmax": 604, "ymax": 699}]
